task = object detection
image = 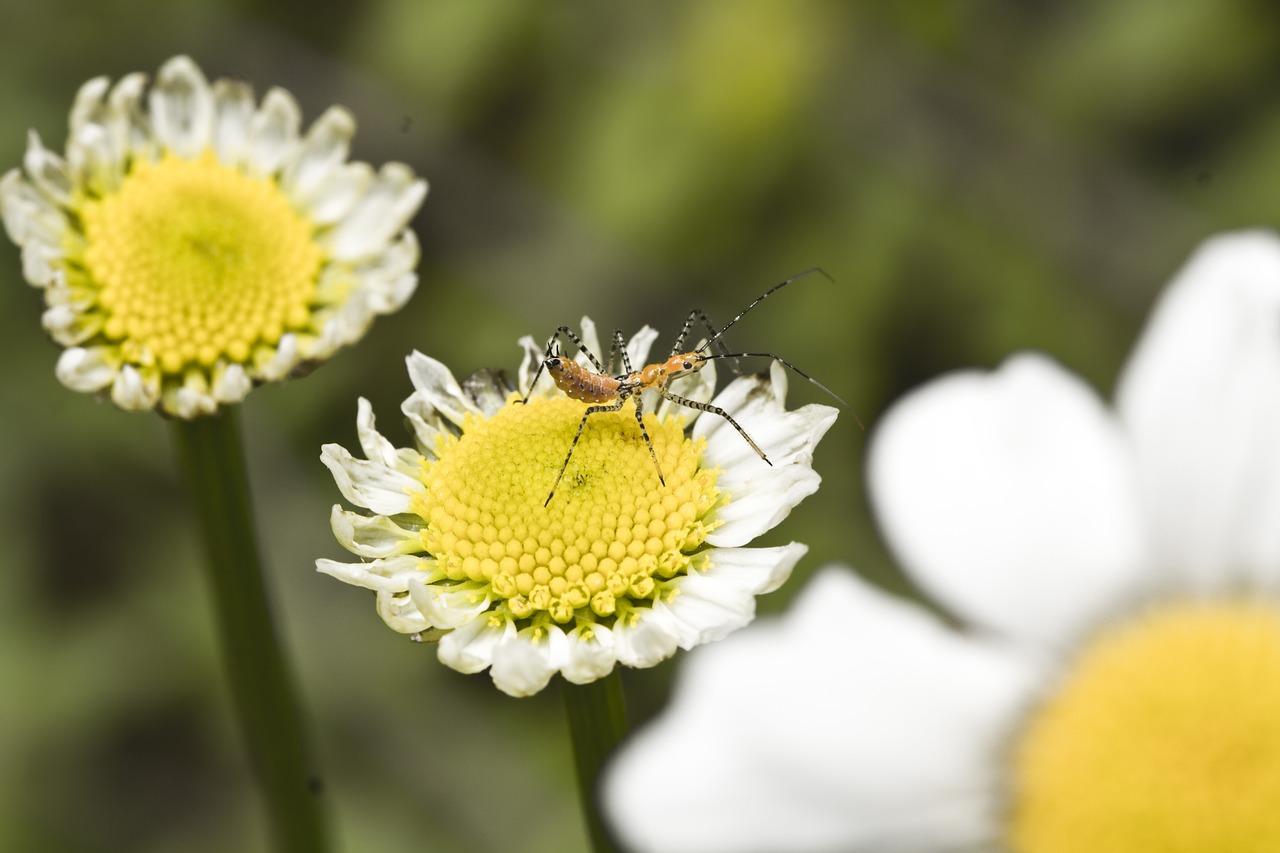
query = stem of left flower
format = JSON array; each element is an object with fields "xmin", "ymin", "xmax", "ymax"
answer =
[
  {"xmin": 170, "ymin": 407, "xmax": 330, "ymax": 853},
  {"xmin": 564, "ymin": 671, "xmax": 629, "ymax": 853}
]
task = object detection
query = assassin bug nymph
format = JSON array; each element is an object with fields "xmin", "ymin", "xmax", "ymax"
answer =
[{"xmin": 522, "ymin": 268, "xmax": 848, "ymax": 506}]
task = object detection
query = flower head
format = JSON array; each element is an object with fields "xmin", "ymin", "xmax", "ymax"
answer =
[
  {"xmin": 317, "ymin": 319, "xmax": 837, "ymax": 696},
  {"xmin": 604, "ymin": 231, "xmax": 1280, "ymax": 852},
  {"xmin": 1, "ymin": 55, "xmax": 427, "ymax": 417}
]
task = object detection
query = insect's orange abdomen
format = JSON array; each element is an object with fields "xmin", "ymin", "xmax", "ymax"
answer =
[{"xmin": 548, "ymin": 358, "xmax": 620, "ymax": 403}]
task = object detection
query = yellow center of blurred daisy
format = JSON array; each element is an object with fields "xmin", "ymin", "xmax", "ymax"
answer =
[
  {"xmin": 81, "ymin": 151, "xmax": 323, "ymax": 374},
  {"xmin": 410, "ymin": 396, "xmax": 721, "ymax": 624},
  {"xmin": 1010, "ymin": 602, "xmax": 1280, "ymax": 852}
]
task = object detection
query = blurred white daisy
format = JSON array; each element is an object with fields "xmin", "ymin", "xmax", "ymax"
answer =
[
  {"xmin": 1, "ymin": 55, "xmax": 426, "ymax": 417},
  {"xmin": 604, "ymin": 230, "xmax": 1280, "ymax": 852},
  {"xmin": 317, "ymin": 320, "xmax": 837, "ymax": 697}
]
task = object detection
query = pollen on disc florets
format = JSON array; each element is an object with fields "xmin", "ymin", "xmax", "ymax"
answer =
[
  {"xmin": 81, "ymin": 151, "xmax": 323, "ymax": 375},
  {"xmin": 410, "ymin": 396, "xmax": 721, "ymax": 625}
]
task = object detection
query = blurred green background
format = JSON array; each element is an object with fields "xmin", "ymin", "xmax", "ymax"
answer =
[{"xmin": 0, "ymin": 1, "xmax": 1272, "ymax": 850}]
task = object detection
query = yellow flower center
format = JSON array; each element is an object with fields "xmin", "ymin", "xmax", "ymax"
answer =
[
  {"xmin": 411, "ymin": 396, "xmax": 721, "ymax": 625},
  {"xmin": 81, "ymin": 151, "xmax": 323, "ymax": 374},
  {"xmin": 1010, "ymin": 602, "xmax": 1280, "ymax": 852}
]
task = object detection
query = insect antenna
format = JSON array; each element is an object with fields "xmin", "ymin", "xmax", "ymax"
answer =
[
  {"xmin": 701, "ymin": 267, "xmax": 834, "ymax": 351},
  {"xmin": 702, "ymin": 351, "xmax": 850, "ymax": 409}
]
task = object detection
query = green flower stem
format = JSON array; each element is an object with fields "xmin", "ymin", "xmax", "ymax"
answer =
[
  {"xmin": 171, "ymin": 408, "xmax": 329, "ymax": 853},
  {"xmin": 564, "ymin": 671, "xmax": 629, "ymax": 853}
]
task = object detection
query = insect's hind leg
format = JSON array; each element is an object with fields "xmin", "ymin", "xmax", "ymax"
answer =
[
  {"xmin": 629, "ymin": 391, "xmax": 665, "ymax": 488},
  {"xmin": 659, "ymin": 389, "xmax": 771, "ymax": 465}
]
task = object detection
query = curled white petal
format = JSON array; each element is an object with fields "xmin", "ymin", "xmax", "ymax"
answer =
[
  {"xmin": 613, "ymin": 607, "xmax": 681, "ymax": 668},
  {"xmin": 438, "ymin": 614, "xmax": 514, "ymax": 674},
  {"xmin": 562, "ymin": 623, "xmax": 618, "ymax": 684},
  {"xmin": 405, "ymin": 350, "xmax": 477, "ymax": 426},
  {"xmin": 55, "ymin": 346, "xmax": 118, "ymax": 391},
  {"xmin": 356, "ymin": 396, "xmax": 421, "ymax": 477},
  {"xmin": 490, "ymin": 625, "xmax": 568, "ymax": 697},
  {"xmin": 110, "ymin": 364, "xmax": 160, "ymax": 411},
  {"xmin": 316, "ymin": 554, "xmax": 423, "ymax": 593},
  {"xmin": 319, "ymin": 443, "xmax": 421, "ymax": 516},
  {"xmin": 409, "ymin": 581, "xmax": 492, "ymax": 630},
  {"xmin": 329, "ymin": 505, "xmax": 422, "ymax": 559}
]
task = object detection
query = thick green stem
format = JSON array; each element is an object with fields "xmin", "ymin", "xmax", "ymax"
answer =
[
  {"xmin": 171, "ymin": 408, "xmax": 330, "ymax": 853},
  {"xmin": 564, "ymin": 671, "xmax": 629, "ymax": 853}
]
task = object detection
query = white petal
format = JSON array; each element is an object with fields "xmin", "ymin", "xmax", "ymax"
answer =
[
  {"xmin": 304, "ymin": 161, "xmax": 372, "ymax": 225},
  {"xmin": 211, "ymin": 362, "xmax": 252, "ymax": 403},
  {"xmin": 148, "ymin": 56, "xmax": 214, "ymax": 159},
  {"xmin": 23, "ymin": 130, "xmax": 73, "ymax": 207},
  {"xmin": 284, "ymin": 105, "xmax": 355, "ymax": 202},
  {"xmin": 438, "ymin": 613, "xmax": 514, "ymax": 674},
  {"xmin": 110, "ymin": 364, "xmax": 160, "ymax": 411},
  {"xmin": 256, "ymin": 332, "xmax": 300, "ymax": 381},
  {"xmin": 67, "ymin": 122, "xmax": 121, "ymax": 196},
  {"xmin": 43, "ymin": 302, "xmax": 102, "ymax": 345},
  {"xmin": 660, "ymin": 571, "xmax": 757, "ymax": 649},
  {"xmin": 705, "ymin": 466, "xmax": 821, "ymax": 547},
  {"xmin": 356, "ymin": 397, "xmax": 421, "ymax": 477},
  {"xmin": 376, "ymin": 587, "xmax": 432, "ymax": 634},
  {"xmin": 699, "ymin": 542, "xmax": 807, "ymax": 597},
  {"xmin": 612, "ymin": 606, "xmax": 681, "ymax": 668},
  {"xmin": 408, "ymin": 582, "xmax": 492, "ymax": 630},
  {"xmin": 404, "ymin": 350, "xmax": 476, "ymax": 426},
  {"xmin": 1, "ymin": 167, "xmax": 68, "ymax": 248},
  {"xmin": 245, "ymin": 88, "xmax": 301, "ymax": 178},
  {"xmin": 869, "ymin": 353, "xmax": 1147, "ymax": 649},
  {"xmin": 320, "ymin": 443, "xmax": 421, "ymax": 516},
  {"xmin": 329, "ymin": 505, "xmax": 421, "ymax": 559},
  {"xmin": 55, "ymin": 346, "xmax": 118, "ymax": 392},
  {"xmin": 562, "ymin": 623, "xmax": 618, "ymax": 684},
  {"xmin": 316, "ymin": 554, "xmax": 423, "ymax": 592},
  {"xmin": 210, "ymin": 78, "xmax": 255, "ymax": 167},
  {"xmin": 660, "ymin": 544, "xmax": 807, "ymax": 649},
  {"xmin": 1117, "ymin": 230, "xmax": 1280, "ymax": 592},
  {"xmin": 69, "ymin": 75, "xmax": 111, "ymax": 138},
  {"xmin": 624, "ymin": 325, "xmax": 660, "ymax": 372},
  {"xmin": 604, "ymin": 567, "xmax": 1038, "ymax": 853},
  {"xmin": 108, "ymin": 72, "xmax": 152, "ymax": 162},
  {"xmin": 575, "ymin": 316, "xmax": 605, "ymax": 369},
  {"xmin": 324, "ymin": 162, "xmax": 426, "ymax": 260},
  {"xmin": 490, "ymin": 624, "xmax": 568, "ymax": 697}
]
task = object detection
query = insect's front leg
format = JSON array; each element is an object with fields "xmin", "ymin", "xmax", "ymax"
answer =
[{"xmin": 546, "ymin": 396, "xmax": 628, "ymax": 506}]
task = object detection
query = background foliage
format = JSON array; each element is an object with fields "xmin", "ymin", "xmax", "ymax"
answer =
[{"xmin": 0, "ymin": 1, "xmax": 1272, "ymax": 850}]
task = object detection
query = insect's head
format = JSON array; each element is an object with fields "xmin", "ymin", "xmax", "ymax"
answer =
[{"xmin": 662, "ymin": 351, "xmax": 708, "ymax": 381}]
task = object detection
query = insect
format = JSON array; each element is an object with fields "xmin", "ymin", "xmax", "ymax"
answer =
[{"xmin": 524, "ymin": 268, "xmax": 847, "ymax": 506}]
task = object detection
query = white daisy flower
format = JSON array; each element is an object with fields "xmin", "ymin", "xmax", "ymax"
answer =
[
  {"xmin": 1, "ymin": 55, "xmax": 427, "ymax": 417},
  {"xmin": 603, "ymin": 230, "xmax": 1280, "ymax": 852},
  {"xmin": 317, "ymin": 319, "xmax": 838, "ymax": 697}
]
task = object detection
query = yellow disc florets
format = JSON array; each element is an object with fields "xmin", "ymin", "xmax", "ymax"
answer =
[
  {"xmin": 82, "ymin": 151, "xmax": 323, "ymax": 374},
  {"xmin": 411, "ymin": 396, "xmax": 721, "ymax": 625},
  {"xmin": 1010, "ymin": 601, "xmax": 1280, "ymax": 852}
]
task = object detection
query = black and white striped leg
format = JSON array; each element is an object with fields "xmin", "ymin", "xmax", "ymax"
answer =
[{"xmin": 659, "ymin": 389, "xmax": 771, "ymax": 464}]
